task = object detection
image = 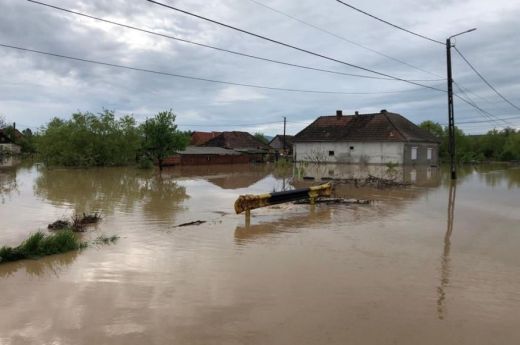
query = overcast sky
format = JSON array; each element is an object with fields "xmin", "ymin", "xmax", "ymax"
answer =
[{"xmin": 1, "ymin": 0, "xmax": 519, "ymax": 135}]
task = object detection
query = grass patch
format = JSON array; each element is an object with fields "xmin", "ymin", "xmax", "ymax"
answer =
[{"xmin": 0, "ymin": 229, "xmax": 87, "ymax": 264}]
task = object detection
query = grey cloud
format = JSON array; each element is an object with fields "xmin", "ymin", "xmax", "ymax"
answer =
[{"xmin": 1, "ymin": 0, "xmax": 519, "ymax": 134}]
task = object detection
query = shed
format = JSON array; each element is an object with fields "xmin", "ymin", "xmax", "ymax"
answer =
[
  {"xmin": 163, "ymin": 146, "xmax": 249, "ymax": 166},
  {"xmin": 202, "ymin": 131, "xmax": 269, "ymax": 162}
]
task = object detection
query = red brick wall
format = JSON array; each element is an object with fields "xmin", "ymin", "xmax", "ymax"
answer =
[
  {"xmin": 181, "ymin": 154, "xmax": 250, "ymax": 165},
  {"xmin": 163, "ymin": 154, "xmax": 250, "ymax": 166},
  {"xmin": 162, "ymin": 155, "xmax": 181, "ymax": 166}
]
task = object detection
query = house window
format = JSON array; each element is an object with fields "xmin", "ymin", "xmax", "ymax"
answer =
[
  {"xmin": 411, "ymin": 147, "xmax": 418, "ymax": 160},
  {"xmin": 427, "ymin": 148, "xmax": 432, "ymax": 160},
  {"xmin": 328, "ymin": 150, "xmax": 334, "ymax": 156},
  {"xmin": 350, "ymin": 146, "xmax": 354, "ymax": 150}
]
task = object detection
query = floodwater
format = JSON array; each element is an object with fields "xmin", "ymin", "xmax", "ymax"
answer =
[{"xmin": 1, "ymin": 162, "xmax": 519, "ymax": 344}]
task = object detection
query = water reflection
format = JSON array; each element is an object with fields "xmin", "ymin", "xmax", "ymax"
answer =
[
  {"xmin": 437, "ymin": 181, "xmax": 456, "ymax": 320},
  {"xmin": 34, "ymin": 167, "xmax": 188, "ymax": 221},
  {"xmin": 294, "ymin": 163, "xmax": 441, "ymax": 187},
  {"xmin": 0, "ymin": 250, "xmax": 79, "ymax": 278},
  {"xmin": 234, "ymin": 206, "xmax": 333, "ymax": 245},
  {"xmin": 165, "ymin": 164, "xmax": 273, "ymax": 189},
  {"xmin": 0, "ymin": 156, "xmax": 21, "ymax": 168},
  {"xmin": 0, "ymin": 166, "xmax": 18, "ymax": 203},
  {"xmin": 139, "ymin": 174, "xmax": 189, "ymax": 222}
]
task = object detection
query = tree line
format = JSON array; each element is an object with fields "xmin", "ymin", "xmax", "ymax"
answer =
[
  {"xmin": 3, "ymin": 112, "xmax": 519, "ymax": 167},
  {"xmin": 4, "ymin": 110, "xmax": 189, "ymax": 170},
  {"xmin": 419, "ymin": 120, "xmax": 520, "ymax": 162}
]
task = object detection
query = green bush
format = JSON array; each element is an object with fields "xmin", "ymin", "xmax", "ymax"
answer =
[
  {"xmin": 138, "ymin": 156, "xmax": 154, "ymax": 169},
  {"xmin": 0, "ymin": 230, "xmax": 86, "ymax": 264}
]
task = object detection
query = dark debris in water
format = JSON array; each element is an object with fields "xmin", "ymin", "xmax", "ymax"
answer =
[
  {"xmin": 48, "ymin": 213, "xmax": 102, "ymax": 232},
  {"xmin": 293, "ymin": 197, "xmax": 371, "ymax": 205},
  {"xmin": 177, "ymin": 220, "xmax": 207, "ymax": 227}
]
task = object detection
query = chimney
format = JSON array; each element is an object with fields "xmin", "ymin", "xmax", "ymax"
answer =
[
  {"xmin": 380, "ymin": 109, "xmax": 387, "ymax": 113},
  {"xmin": 336, "ymin": 110, "xmax": 342, "ymax": 119}
]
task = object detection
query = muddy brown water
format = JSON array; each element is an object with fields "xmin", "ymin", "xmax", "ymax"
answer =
[{"xmin": 1, "ymin": 162, "xmax": 519, "ymax": 344}]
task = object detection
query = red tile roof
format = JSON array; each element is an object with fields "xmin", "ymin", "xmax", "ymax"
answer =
[
  {"xmin": 202, "ymin": 131, "xmax": 269, "ymax": 150},
  {"xmin": 294, "ymin": 111, "xmax": 440, "ymax": 143},
  {"xmin": 190, "ymin": 131, "xmax": 221, "ymax": 146}
]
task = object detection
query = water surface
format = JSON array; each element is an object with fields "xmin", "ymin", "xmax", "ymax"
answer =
[{"xmin": 1, "ymin": 163, "xmax": 519, "ymax": 344}]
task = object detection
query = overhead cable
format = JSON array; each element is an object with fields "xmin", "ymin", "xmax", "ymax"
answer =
[
  {"xmin": 335, "ymin": 0, "xmax": 444, "ymax": 45},
  {"xmin": 454, "ymin": 46, "xmax": 520, "ymax": 113},
  {"xmin": 27, "ymin": 0, "xmax": 432, "ymax": 82},
  {"xmin": 144, "ymin": 0, "xmax": 446, "ymax": 93},
  {"xmin": 0, "ymin": 43, "xmax": 426, "ymax": 96},
  {"xmin": 245, "ymin": 0, "xmax": 444, "ymax": 79}
]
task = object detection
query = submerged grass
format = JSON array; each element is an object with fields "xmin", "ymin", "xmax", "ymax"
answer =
[
  {"xmin": 0, "ymin": 229, "xmax": 87, "ymax": 264},
  {"xmin": 94, "ymin": 234, "xmax": 119, "ymax": 245}
]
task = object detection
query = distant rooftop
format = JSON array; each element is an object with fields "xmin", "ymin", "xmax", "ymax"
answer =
[
  {"xmin": 203, "ymin": 131, "xmax": 269, "ymax": 150},
  {"xmin": 190, "ymin": 131, "xmax": 221, "ymax": 146}
]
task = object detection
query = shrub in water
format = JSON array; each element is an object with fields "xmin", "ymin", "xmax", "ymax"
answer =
[{"xmin": 0, "ymin": 230, "xmax": 85, "ymax": 264}]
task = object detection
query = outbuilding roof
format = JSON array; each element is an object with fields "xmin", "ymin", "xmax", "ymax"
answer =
[
  {"xmin": 202, "ymin": 131, "xmax": 269, "ymax": 150},
  {"xmin": 269, "ymin": 135, "xmax": 294, "ymax": 149},
  {"xmin": 294, "ymin": 111, "xmax": 440, "ymax": 144}
]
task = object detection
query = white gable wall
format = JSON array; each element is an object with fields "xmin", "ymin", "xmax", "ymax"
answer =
[{"xmin": 293, "ymin": 142, "xmax": 404, "ymax": 164}]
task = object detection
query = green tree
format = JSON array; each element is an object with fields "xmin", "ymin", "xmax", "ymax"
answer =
[
  {"xmin": 19, "ymin": 128, "xmax": 37, "ymax": 154},
  {"xmin": 254, "ymin": 132, "xmax": 269, "ymax": 145},
  {"xmin": 141, "ymin": 110, "xmax": 188, "ymax": 170},
  {"xmin": 419, "ymin": 120, "xmax": 444, "ymax": 138},
  {"xmin": 36, "ymin": 110, "xmax": 141, "ymax": 166}
]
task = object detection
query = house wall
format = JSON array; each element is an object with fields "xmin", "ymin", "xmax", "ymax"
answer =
[
  {"xmin": 0, "ymin": 143, "xmax": 21, "ymax": 155},
  {"xmin": 402, "ymin": 143, "xmax": 439, "ymax": 166},
  {"xmin": 270, "ymin": 137, "xmax": 292, "ymax": 152},
  {"xmin": 293, "ymin": 142, "xmax": 404, "ymax": 165}
]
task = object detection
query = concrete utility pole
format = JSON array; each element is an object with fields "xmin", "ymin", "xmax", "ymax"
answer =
[{"xmin": 446, "ymin": 28, "xmax": 476, "ymax": 180}]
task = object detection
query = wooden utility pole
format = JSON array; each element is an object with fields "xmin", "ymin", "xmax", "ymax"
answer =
[{"xmin": 283, "ymin": 116, "xmax": 286, "ymax": 155}]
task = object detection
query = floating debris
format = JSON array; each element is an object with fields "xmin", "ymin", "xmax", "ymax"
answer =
[
  {"xmin": 94, "ymin": 235, "xmax": 119, "ymax": 245},
  {"xmin": 334, "ymin": 175, "xmax": 410, "ymax": 188},
  {"xmin": 48, "ymin": 213, "xmax": 102, "ymax": 232},
  {"xmin": 77, "ymin": 213, "xmax": 102, "ymax": 225},
  {"xmin": 293, "ymin": 197, "xmax": 371, "ymax": 205},
  {"xmin": 177, "ymin": 220, "xmax": 207, "ymax": 227},
  {"xmin": 47, "ymin": 219, "xmax": 70, "ymax": 231}
]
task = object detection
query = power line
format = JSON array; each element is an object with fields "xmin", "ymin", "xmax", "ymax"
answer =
[
  {"xmin": 335, "ymin": 0, "xmax": 444, "ymax": 45},
  {"xmin": 27, "ymin": 0, "xmax": 427, "ymax": 82},
  {"xmin": 454, "ymin": 46, "xmax": 520, "ymax": 113},
  {"xmin": 145, "ymin": 0, "xmax": 447, "ymax": 93},
  {"xmin": 453, "ymin": 92, "xmax": 512, "ymax": 126},
  {"xmin": 453, "ymin": 83, "xmax": 506, "ymax": 126},
  {"xmin": 244, "ymin": 0, "xmax": 444, "ymax": 79},
  {"xmin": 0, "ymin": 43, "xmax": 427, "ymax": 95},
  {"xmin": 178, "ymin": 121, "xmax": 282, "ymax": 127},
  {"xmin": 452, "ymin": 115, "xmax": 520, "ymax": 125}
]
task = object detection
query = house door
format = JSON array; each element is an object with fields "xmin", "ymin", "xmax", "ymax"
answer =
[
  {"xmin": 427, "ymin": 148, "xmax": 432, "ymax": 160},
  {"xmin": 411, "ymin": 147, "xmax": 418, "ymax": 160}
]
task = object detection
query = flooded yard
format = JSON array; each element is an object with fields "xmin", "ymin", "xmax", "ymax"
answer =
[{"xmin": 1, "ymin": 162, "xmax": 519, "ymax": 344}]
